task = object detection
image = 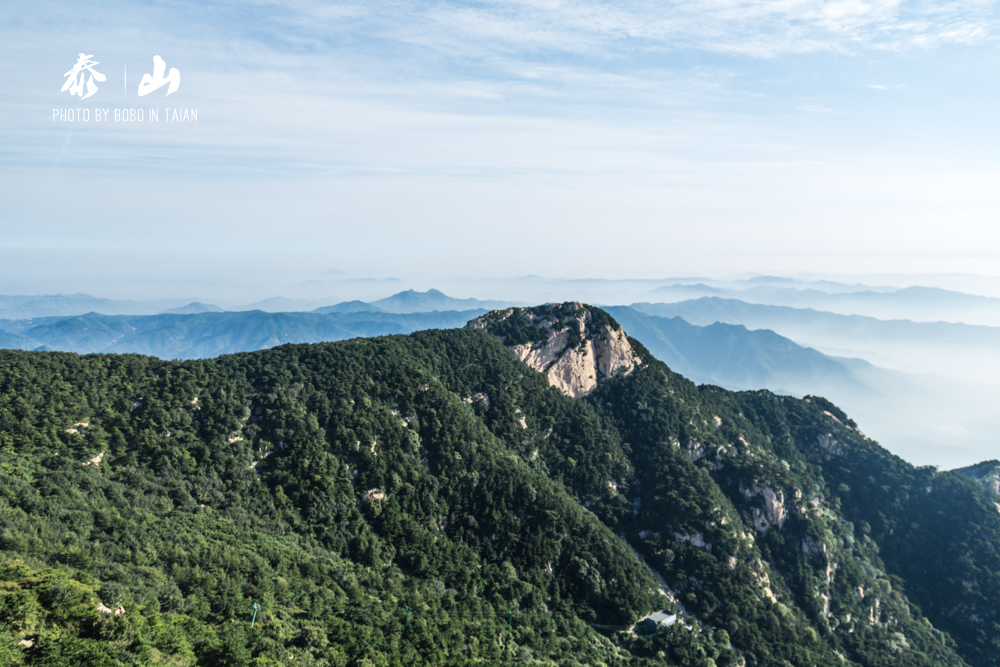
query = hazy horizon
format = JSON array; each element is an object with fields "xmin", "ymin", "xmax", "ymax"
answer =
[{"xmin": 4, "ymin": 270, "xmax": 1000, "ymax": 306}]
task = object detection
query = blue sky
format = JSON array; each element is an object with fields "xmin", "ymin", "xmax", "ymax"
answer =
[{"xmin": 2, "ymin": 0, "xmax": 999, "ymax": 297}]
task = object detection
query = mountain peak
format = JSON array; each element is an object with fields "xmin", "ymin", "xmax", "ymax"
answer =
[
  {"xmin": 161, "ymin": 301, "xmax": 223, "ymax": 315},
  {"xmin": 467, "ymin": 302, "xmax": 642, "ymax": 398},
  {"xmin": 368, "ymin": 289, "xmax": 513, "ymax": 314}
]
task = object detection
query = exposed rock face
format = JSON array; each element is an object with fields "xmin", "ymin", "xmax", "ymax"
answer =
[
  {"xmin": 741, "ymin": 484, "xmax": 788, "ymax": 534},
  {"xmin": 83, "ymin": 450, "xmax": 105, "ymax": 467},
  {"xmin": 467, "ymin": 303, "xmax": 641, "ymax": 398},
  {"xmin": 97, "ymin": 602, "xmax": 125, "ymax": 615},
  {"xmin": 814, "ymin": 433, "xmax": 845, "ymax": 461},
  {"xmin": 954, "ymin": 460, "xmax": 1000, "ymax": 495},
  {"xmin": 802, "ymin": 535, "xmax": 828, "ymax": 558},
  {"xmin": 673, "ymin": 531, "xmax": 709, "ymax": 551}
]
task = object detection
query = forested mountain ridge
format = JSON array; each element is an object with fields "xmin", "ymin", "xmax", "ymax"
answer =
[
  {"xmin": 1, "ymin": 303, "xmax": 998, "ymax": 666},
  {"xmin": 0, "ymin": 306, "xmax": 880, "ymax": 406}
]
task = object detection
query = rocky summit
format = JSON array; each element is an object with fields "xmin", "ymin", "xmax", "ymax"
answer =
[{"xmin": 467, "ymin": 302, "xmax": 642, "ymax": 398}]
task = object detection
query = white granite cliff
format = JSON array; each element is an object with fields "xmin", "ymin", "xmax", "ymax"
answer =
[{"xmin": 467, "ymin": 302, "xmax": 641, "ymax": 399}]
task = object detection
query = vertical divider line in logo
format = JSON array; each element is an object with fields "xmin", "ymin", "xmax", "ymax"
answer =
[{"xmin": 124, "ymin": 62, "xmax": 127, "ymax": 98}]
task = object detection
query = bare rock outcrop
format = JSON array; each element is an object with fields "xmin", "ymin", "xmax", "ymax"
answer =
[
  {"xmin": 954, "ymin": 460, "xmax": 1000, "ymax": 496},
  {"xmin": 741, "ymin": 484, "xmax": 788, "ymax": 534},
  {"xmin": 467, "ymin": 303, "xmax": 641, "ymax": 398}
]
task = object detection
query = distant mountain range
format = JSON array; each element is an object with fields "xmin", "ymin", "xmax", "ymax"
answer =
[
  {"xmin": 8, "ymin": 282, "xmax": 1000, "ymax": 325},
  {"xmin": 0, "ymin": 310, "xmax": 488, "ymax": 359},
  {"xmin": 631, "ymin": 297, "xmax": 1000, "ymax": 352},
  {"xmin": 0, "ymin": 289, "xmax": 517, "ymax": 319},
  {"xmin": 604, "ymin": 306, "xmax": 879, "ymax": 396},
  {"xmin": 625, "ymin": 299, "xmax": 1000, "ymax": 465},
  {"xmin": 643, "ymin": 284, "xmax": 1000, "ymax": 326},
  {"xmin": 0, "ymin": 293, "xmax": 197, "ymax": 319},
  {"xmin": 161, "ymin": 302, "xmax": 224, "ymax": 315},
  {"xmin": 315, "ymin": 289, "xmax": 516, "ymax": 314}
]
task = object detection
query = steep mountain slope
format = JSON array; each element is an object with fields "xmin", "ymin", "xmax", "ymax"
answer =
[
  {"xmin": 1, "ymin": 303, "xmax": 998, "ymax": 666},
  {"xmin": 473, "ymin": 305, "xmax": 1000, "ymax": 667},
  {"xmin": 0, "ymin": 337, "xmax": 664, "ymax": 666}
]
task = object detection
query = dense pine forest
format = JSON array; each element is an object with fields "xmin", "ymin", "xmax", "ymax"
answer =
[{"xmin": 2, "ymin": 305, "xmax": 999, "ymax": 666}]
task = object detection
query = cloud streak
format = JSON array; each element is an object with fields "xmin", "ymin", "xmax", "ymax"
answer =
[{"xmin": 265, "ymin": 0, "xmax": 999, "ymax": 61}]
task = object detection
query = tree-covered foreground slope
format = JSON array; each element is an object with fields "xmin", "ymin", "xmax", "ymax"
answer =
[{"xmin": 0, "ymin": 303, "xmax": 998, "ymax": 666}]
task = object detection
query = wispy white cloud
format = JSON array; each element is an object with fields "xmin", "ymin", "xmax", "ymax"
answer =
[
  {"xmin": 797, "ymin": 103, "xmax": 838, "ymax": 113},
  {"xmin": 266, "ymin": 0, "xmax": 999, "ymax": 60}
]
